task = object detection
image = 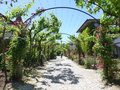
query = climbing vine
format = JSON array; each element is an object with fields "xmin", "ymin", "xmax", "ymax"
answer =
[{"xmin": 93, "ymin": 25, "xmax": 118, "ymax": 82}]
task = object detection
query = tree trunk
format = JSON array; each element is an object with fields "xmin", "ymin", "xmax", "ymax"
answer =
[
  {"xmin": 11, "ymin": 58, "xmax": 22, "ymax": 81},
  {"xmin": 78, "ymin": 51, "xmax": 82, "ymax": 65},
  {"xmin": 38, "ymin": 40, "xmax": 43, "ymax": 66},
  {"xmin": 29, "ymin": 30, "xmax": 33, "ymax": 67},
  {"xmin": 47, "ymin": 45, "xmax": 50, "ymax": 60}
]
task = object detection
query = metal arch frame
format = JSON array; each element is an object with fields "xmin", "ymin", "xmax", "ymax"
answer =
[
  {"xmin": 59, "ymin": 33, "xmax": 81, "ymax": 43},
  {"xmin": 24, "ymin": 7, "xmax": 99, "ymax": 25},
  {"xmin": 59, "ymin": 33, "xmax": 73, "ymax": 37},
  {"xmin": 24, "ymin": 6, "xmax": 100, "ymax": 44},
  {"xmin": 23, "ymin": 7, "xmax": 100, "ymax": 44}
]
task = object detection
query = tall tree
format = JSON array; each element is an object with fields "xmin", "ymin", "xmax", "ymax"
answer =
[{"xmin": 74, "ymin": 0, "xmax": 120, "ymax": 25}]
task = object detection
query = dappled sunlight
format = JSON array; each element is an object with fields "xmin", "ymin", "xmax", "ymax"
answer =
[{"xmin": 0, "ymin": 0, "xmax": 120, "ymax": 90}]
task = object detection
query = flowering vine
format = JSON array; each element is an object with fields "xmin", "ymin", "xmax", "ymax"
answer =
[
  {"xmin": 93, "ymin": 25, "xmax": 118, "ymax": 82},
  {"xmin": 10, "ymin": 23, "xmax": 28, "ymax": 80}
]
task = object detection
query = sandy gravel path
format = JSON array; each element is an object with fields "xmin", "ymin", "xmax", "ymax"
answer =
[{"xmin": 27, "ymin": 56, "xmax": 120, "ymax": 90}]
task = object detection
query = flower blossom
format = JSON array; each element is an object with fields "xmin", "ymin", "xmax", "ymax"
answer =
[
  {"xmin": 96, "ymin": 26, "xmax": 100, "ymax": 30},
  {"xmin": 99, "ymin": 65, "xmax": 104, "ymax": 68},
  {"xmin": 71, "ymin": 54, "xmax": 78, "ymax": 56},
  {"xmin": 97, "ymin": 57, "xmax": 101, "ymax": 60},
  {"xmin": 26, "ymin": 24, "xmax": 28, "ymax": 26},
  {"xmin": 112, "ymin": 76, "xmax": 116, "ymax": 79},
  {"xmin": 99, "ymin": 60, "xmax": 102, "ymax": 63},
  {"xmin": 99, "ymin": 30, "xmax": 102, "ymax": 32},
  {"xmin": 31, "ymin": 13, "xmax": 36, "ymax": 15},
  {"xmin": 6, "ymin": 58, "xmax": 10, "ymax": 61},
  {"xmin": 96, "ymin": 35, "xmax": 100, "ymax": 39},
  {"xmin": 20, "ymin": 31, "xmax": 24, "ymax": 34},
  {"xmin": 95, "ymin": 64, "xmax": 99, "ymax": 67}
]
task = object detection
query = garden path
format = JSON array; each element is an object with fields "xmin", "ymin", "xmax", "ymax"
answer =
[{"xmin": 27, "ymin": 56, "xmax": 120, "ymax": 90}]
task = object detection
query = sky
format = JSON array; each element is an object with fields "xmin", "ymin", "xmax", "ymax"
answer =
[{"xmin": 0, "ymin": 0, "xmax": 103, "ymax": 43}]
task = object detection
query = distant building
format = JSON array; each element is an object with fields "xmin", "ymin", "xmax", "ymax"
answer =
[
  {"xmin": 0, "ymin": 13, "xmax": 14, "ymax": 39},
  {"xmin": 77, "ymin": 19, "xmax": 100, "ymax": 33},
  {"xmin": 114, "ymin": 36, "xmax": 120, "ymax": 58},
  {"xmin": 68, "ymin": 42, "xmax": 76, "ymax": 49},
  {"xmin": 0, "ymin": 13, "xmax": 23, "ymax": 39}
]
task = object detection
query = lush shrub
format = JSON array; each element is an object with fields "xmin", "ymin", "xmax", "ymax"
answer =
[
  {"xmin": 83, "ymin": 59, "xmax": 91, "ymax": 69},
  {"xmin": 82, "ymin": 56, "xmax": 96, "ymax": 69}
]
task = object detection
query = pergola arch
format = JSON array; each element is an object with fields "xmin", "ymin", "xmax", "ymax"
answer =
[{"xmin": 24, "ymin": 7, "xmax": 99, "ymax": 25}]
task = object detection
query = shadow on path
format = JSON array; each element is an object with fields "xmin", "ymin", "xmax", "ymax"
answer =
[
  {"xmin": 6, "ymin": 81, "xmax": 43, "ymax": 90},
  {"xmin": 37, "ymin": 61, "xmax": 81, "ymax": 85},
  {"xmin": 55, "ymin": 63, "xmax": 72, "ymax": 67}
]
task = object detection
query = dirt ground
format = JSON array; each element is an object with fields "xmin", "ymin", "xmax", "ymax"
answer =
[{"xmin": 0, "ymin": 71, "xmax": 5, "ymax": 90}]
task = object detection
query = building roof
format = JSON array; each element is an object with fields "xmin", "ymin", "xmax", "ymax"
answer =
[
  {"xmin": 0, "ymin": 13, "xmax": 23, "ymax": 39},
  {"xmin": 77, "ymin": 19, "xmax": 100, "ymax": 33},
  {"xmin": 0, "ymin": 13, "xmax": 14, "ymax": 24}
]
